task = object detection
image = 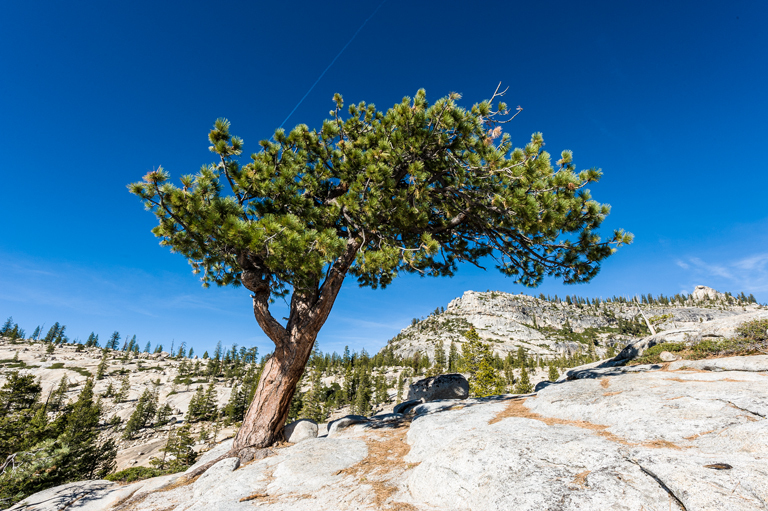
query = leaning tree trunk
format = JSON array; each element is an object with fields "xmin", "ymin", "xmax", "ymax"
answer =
[
  {"xmin": 233, "ymin": 331, "xmax": 317, "ymax": 450},
  {"xmin": 233, "ymin": 239, "xmax": 360, "ymax": 451}
]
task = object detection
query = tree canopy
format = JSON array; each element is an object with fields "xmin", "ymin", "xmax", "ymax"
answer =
[
  {"xmin": 130, "ymin": 88, "xmax": 631, "ymax": 308},
  {"xmin": 130, "ymin": 86, "xmax": 631, "ymax": 449}
]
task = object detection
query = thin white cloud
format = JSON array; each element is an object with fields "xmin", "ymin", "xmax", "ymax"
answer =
[
  {"xmin": 676, "ymin": 252, "xmax": 768, "ymax": 295},
  {"xmin": 688, "ymin": 257, "xmax": 733, "ymax": 279},
  {"xmin": 333, "ymin": 315, "xmax": 403, "ymax": 331},
  {"xmin": 733, "ymin": 253, "xmax": 768, "ymax": 272}
]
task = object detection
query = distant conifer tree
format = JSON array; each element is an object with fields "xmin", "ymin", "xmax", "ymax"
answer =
[
  {"xmin": 448, "ymin": 342, "xmax": 459, "ymax": 372},
  {"xmin": 43, "ymin": 322, "xmax": 61, "ymax": 343},
  {"xmin": 201, "ymin": 382, "xmax": 218, "ymax": 420},
  {"xmin": 96, "ymin": 351, "xmax": 109, "ymax": 380},
  {"xmin": 224, "ymin": 384, "xmax": 246, "ymax": 423},
  {"xmin": 155, "ymin": 403, "xmax": 173, "ymax": 426},
  {"xmin": 433, "ymin": 339, "xmax": 447, "ymax": 374},
  {"xmin": 396, "ymin": 371, "xmax": 406, "ymax": 401},
  {"xmin": 548, "ymin": 364, "xmax": 559, "ymax": 382},
  {"xmin": 503, "ymin": 354, "xmax": 516, "ymax": 388},
  {"xmin": 86, "ymin": 332, "xmax": 99, "ymax": 348},
  {"xmin": 514, "ymin": 367, "xmax": 533, "ymax": 394},
  {"xmin": 187, "ymin": 386, "xmax": 205, "ymax": 422},
  {"xmin": 114, "ymin": 373, "xmax": 130, "ymax": 403},
  {"xmin": 374, "ymin": 373, "xmax": 388, "ymax": 406},
  {"xmin": 151, "ymin": 426, "xmax": 196, "ymax": 472},
  {"xmin": 462, "ymin": 328, "xmax": 505, "ymax": 398},
  {"xmin": 516, "ymin": 346, "xmax": 527, "ymax": 368},
  {"xmin": 353, "ymin": 368, "xmax": 373, "ymax": 416},
  {"xmin": 104, "ymin": 381, "xmax": 114, "ymax": 398},
  {"xmin": 123, "ymin": 388, "xmax": 158, "ymax": 439},
  {"xmin": 299, "ymin": 367, "xmax": 325, "ymax": 423},
  {"xmin": 107, "ymin": 331, "xmax": 121, "ymax": 351},
  {"xmin": 50, "ymin": 375, "xmax": 69, "ymax": 412}
]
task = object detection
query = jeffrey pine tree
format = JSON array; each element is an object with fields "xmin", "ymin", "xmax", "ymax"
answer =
[{"xmin": 130, "ymin": 86, "xmax": 631, "ymax": 451}]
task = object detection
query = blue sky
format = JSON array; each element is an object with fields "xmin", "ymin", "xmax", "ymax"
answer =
[{"xmin": 1, "ymin": 0, "xmax": 767, "ymax": 357}]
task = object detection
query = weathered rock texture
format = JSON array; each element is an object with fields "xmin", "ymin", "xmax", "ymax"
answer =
[
  {"xmin": 385, "ymin": 288, "xmax": 763, "ymax": 362},
  {"xmin": 614, "ymin": 309, "xmax": 768, "ymax": 363},
  {"xmin": 3, "ymin": 286, "xmax": 761, "ymax": 474},
  {"xmin": 406, "ymin": 373, "xmax": 469, "ymax": 402},
  {"xmin": 284, "ymin": 419, "xmax": 318, "ymax": 443},
  {"xmin": 13, "ymin": 354, "xmax": 768, "ymax": 511},
  {"xmin": 0, "ymin": 341, "xmax": 240, "ymax": 472}
]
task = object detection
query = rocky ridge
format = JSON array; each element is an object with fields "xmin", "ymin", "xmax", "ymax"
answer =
[
  {"xmin": 0, "ymin": 338, "xmax": 555, "ymax": 475},
  {"xmin": 12, "ymin": 349, "xmax": 768, "ymax": 510},
  {"xmin": 0, "ymin": 343, "xmax": 238, "ymax": 472},
  {"xmin": 1, "ymin": 285, "xmax": 762, "ymax": 476},
  {"xmin": 7, "ymin": 305, "xmax": 768, "ymax": 510},
  {"xmin": 385, "ymin": 285, "xmax": 763, "ymax": 361}
]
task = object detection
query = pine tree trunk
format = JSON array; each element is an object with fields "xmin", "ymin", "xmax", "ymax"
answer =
[
  {"xmin": 233, "ymin": 239, "xmax": 361, "ymax": 451},
  {"xmin": 233, "ymin": 330, "xmax": 317, "ymax": 450}
]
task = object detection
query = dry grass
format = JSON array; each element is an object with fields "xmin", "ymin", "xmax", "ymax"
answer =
[
  {"xmin": 664, "ymin": 377, "xmax": 750, "ymax": 383},
  {"xmin": 684, "ymin": 429, "xmax": 716, "ymax": 441},
  {"xmin": 571, "ymin": 470, "xmax": 590, "ymax": 488},
  {"xmin": 489, "ymin": 398, "xmax": 683, "ymax": 450},
  {"xmin": 239, "ymin": 492, "xmax": 268, "ymax": 502},
  {"xmin": 603, "ymin": 391, "xmax": 622, "ymax": 397},
  {"xmin": 600, "ymin": 378, "xmax": 610, "ymax": 388},
  {"xmin": 111, "ymin": 488, "xmax": 141, "ymax": 509},
  {"xmin": 238, "ymin": 492, "xmax": 312, "ymax": 506},
  {"xmin": 113, "ymin": 473, "xmax": 201, "ymax": 511},
  {"xmin": 643, "ymin": 439, "xmax": 682, "ymax": 450},
  {"xmin": 336, "ymin": 421, "xmax": 419, "ymax": 510},
  {"xmin": 159, "ymin": 473, "xmax": 201, "ymax": 491},
  {"xmin": 725, "ymin": 402, "xmax": 761, "ymax": 421}
]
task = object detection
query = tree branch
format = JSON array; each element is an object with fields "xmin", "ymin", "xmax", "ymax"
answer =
[
  {"xmin": 238, "ymin": 257, "xmax": 287, "ymax": 345},
  {"xmin": 309, "ymin": 238, "xmax": 362, "ymax": 332}
]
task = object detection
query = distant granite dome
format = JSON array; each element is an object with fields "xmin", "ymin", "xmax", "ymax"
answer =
[{"xmin": 691, "ymin": 285, "xmax": 726, "ymax": 302}]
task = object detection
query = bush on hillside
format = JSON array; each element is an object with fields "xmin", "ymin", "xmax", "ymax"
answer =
[
  {"xmin": 736, "ymin": 319, "xmax": 768, "ymax": 342},
  {"xmin": 106, "ymin": 466, "xmax": 165, "ymax": 483},
  {"xmin": 632, "ymin": 319, "xmax": 768, "ymax": 365}
]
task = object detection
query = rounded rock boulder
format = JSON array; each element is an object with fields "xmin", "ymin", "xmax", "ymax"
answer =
[
  {"xmin": 406, "ymin": 373, "xmax": 469, "ymax": 402},
  {"xmin": 284, "ymin": 419, "xmax": 318, "ymax": 443}
]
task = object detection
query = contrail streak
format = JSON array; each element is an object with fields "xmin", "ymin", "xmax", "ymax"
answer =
[{"xmin": 273, "ymin": 0, "xmax": 387, "ymax": 137}]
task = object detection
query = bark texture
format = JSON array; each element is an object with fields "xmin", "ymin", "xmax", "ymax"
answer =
[
  {"xmin": 233, "ymin": 332, "xmax": 316, "ymax": 449},
  {"xmin": 233, "ymin": 240, "xmax": 360, "ymax": 450}
]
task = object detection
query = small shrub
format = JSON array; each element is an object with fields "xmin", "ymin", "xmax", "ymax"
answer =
[
  {"xmin": 67, "ymin": 366, "xmax": 92, "ymax": 378},
  {"xmin": 632, "ymin": 321, "xmax": 768, "ymax": 365},
  {"xmin": 648, "ymin": 314, "xmax": 673, "ymax": 325},
  {"xmin": 49, "ymin": 362, "xmax": 65, "ymax": 369},
  {"xmin": 688, "ymin": 336, "xmax": 764, "ymax": 359},
  {"xmin": 631, "ymin": 342, "xmax": 686, "ymax": 365},
  {"xmin": 736, "ymin": 319, "xmax": 768, "ymax": 342},
  {"xmin": 691, "ymin": 339, "xmax": 723, "ymax": 355},
  {"xmin": 106, "ymin": 466, "xmax": 165, "ymax": 483},
  {"xmin": 0, "ymin": 357, "xmax": 28, "ymax": 369}
]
